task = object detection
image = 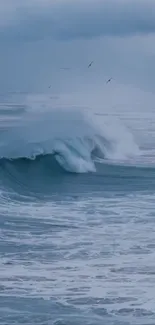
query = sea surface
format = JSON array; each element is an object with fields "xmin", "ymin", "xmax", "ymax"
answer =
[{"xmin": 0, "ymin": 91, "xmax": 155, "ymax": 325}]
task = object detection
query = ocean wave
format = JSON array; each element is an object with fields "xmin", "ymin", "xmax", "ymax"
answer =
[
  {"xmin": 0, "ymin": 108, "xmax": 140, "ymax": 174},
  {"xmin": 1, "ymin": 153, "xmax": 155, "ymax": 199}
]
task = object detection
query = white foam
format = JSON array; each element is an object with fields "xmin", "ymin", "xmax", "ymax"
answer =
[
  {"xmin": 0, "ymin": 192, "xmax": 155, "ymax": 318},
  {"xmin": 0, "ymin": 106, "xmax": 140, "ymax": 173}
]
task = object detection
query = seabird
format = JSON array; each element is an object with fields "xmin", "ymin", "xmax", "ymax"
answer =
[
  {"xmin": 88, "ymin": 61, "xmax": 94, "ymax": 68},
  {"xmin": 106, "ymin": 78, "xmax": 113, "ymax": 84}
]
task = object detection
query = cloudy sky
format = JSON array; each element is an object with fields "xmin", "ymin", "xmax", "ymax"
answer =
[{"xmin": 0, "ymin": 0, "xmax": 155, "ymax": 96}]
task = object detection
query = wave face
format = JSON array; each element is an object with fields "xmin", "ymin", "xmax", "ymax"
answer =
[
  {"xmin": 0, "ymin": 107, "xmax": 143, "ymax": 195},
  {"xmin": 0, "ymin": 108, "xmax": 140, "ymax": 172}
]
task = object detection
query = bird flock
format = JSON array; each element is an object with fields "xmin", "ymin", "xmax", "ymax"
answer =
[
  {"xmin": 87, "ymin": 61, "xmax": 113, "ymax": 84},
  {"xmin": 48, "ymin": 61, "xmax": 113, "ymax": 89}
]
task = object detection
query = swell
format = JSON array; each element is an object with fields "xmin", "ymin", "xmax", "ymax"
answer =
[
  {"xmin": 1, "ymin": 153, "xmax": 155, "ymax": 198},
  {"xmin": 0, "ymin": 107, "xmax": 143, "ymax": 195},
  {"xmin": 0, "ymin": 108, "xmax": 140, "ymax": 171}
]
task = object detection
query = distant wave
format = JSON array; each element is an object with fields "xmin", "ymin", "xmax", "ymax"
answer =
[{"xmin": 0, "ymin": 108, "xmax": 140, "ymax": 174}]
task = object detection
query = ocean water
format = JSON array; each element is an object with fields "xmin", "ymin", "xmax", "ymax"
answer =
[{"xmin": 0, "ymin": 91, "xmax": 155, "ymax": 325}]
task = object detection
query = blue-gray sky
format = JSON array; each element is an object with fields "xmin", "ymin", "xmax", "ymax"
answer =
[
  {"xmin": 1, "ymin": 0, "xmax": 155, "ymax": 41},
  {"xmin": 0, "ymin": 0, "xmax": 155, "ymax": 94}
]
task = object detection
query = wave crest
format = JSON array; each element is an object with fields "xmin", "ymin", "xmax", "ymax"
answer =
[{"xmin": 0, "ymin": 108, "xmax": 140, "ymax": 173}]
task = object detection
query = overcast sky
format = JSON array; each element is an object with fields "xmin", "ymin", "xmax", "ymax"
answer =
[{"xmin": 0, "ymin": 0, "xmax": 155, "ymax": 96}]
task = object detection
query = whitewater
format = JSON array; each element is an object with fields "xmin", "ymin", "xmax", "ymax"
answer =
[
  {"xmin": 0, "ymin": 104, "xmax": 141, "ymax": 169},
  {"xmin": 1, "ymin": 91, "xmax": 155, "ymax": 325}
]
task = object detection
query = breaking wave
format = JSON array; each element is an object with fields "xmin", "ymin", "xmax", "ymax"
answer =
[{"xmin": 0, "ymin": 108, "xmax": 140, "ymax": 174}]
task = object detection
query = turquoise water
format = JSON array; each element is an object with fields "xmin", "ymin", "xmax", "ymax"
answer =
[{"xmin": 0, "ymin": 93, "xmax": 155, "ymax": 324}]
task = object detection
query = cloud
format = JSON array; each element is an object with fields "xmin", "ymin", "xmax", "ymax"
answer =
[
  {"xmin": 0, "ymin": 0, "xmax": 155, "ymax": 42},
  {"xmin": 0, "ymin": 0, "xmax": 155, "ymax": 95}
]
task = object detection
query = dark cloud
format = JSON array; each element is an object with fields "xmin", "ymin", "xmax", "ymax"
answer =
[{"xmin": 1, "ymin": 0, "xmax": 155, "ymax": 42}]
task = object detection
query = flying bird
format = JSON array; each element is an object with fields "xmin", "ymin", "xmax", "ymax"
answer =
[
  {"xmin": 106, "ymin": 77, "xmax": 113, "ymax": 84},
  {"xmin": 48, "ymin": 85, "xmax": 52, "ymax": 88},
  {"xmin": 88, "ymin": 61, "xmax": 94, "ymax": 68},
  {"xmin": 60, "ymin": 67, "xmax": 70, "ymax": 70}
]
